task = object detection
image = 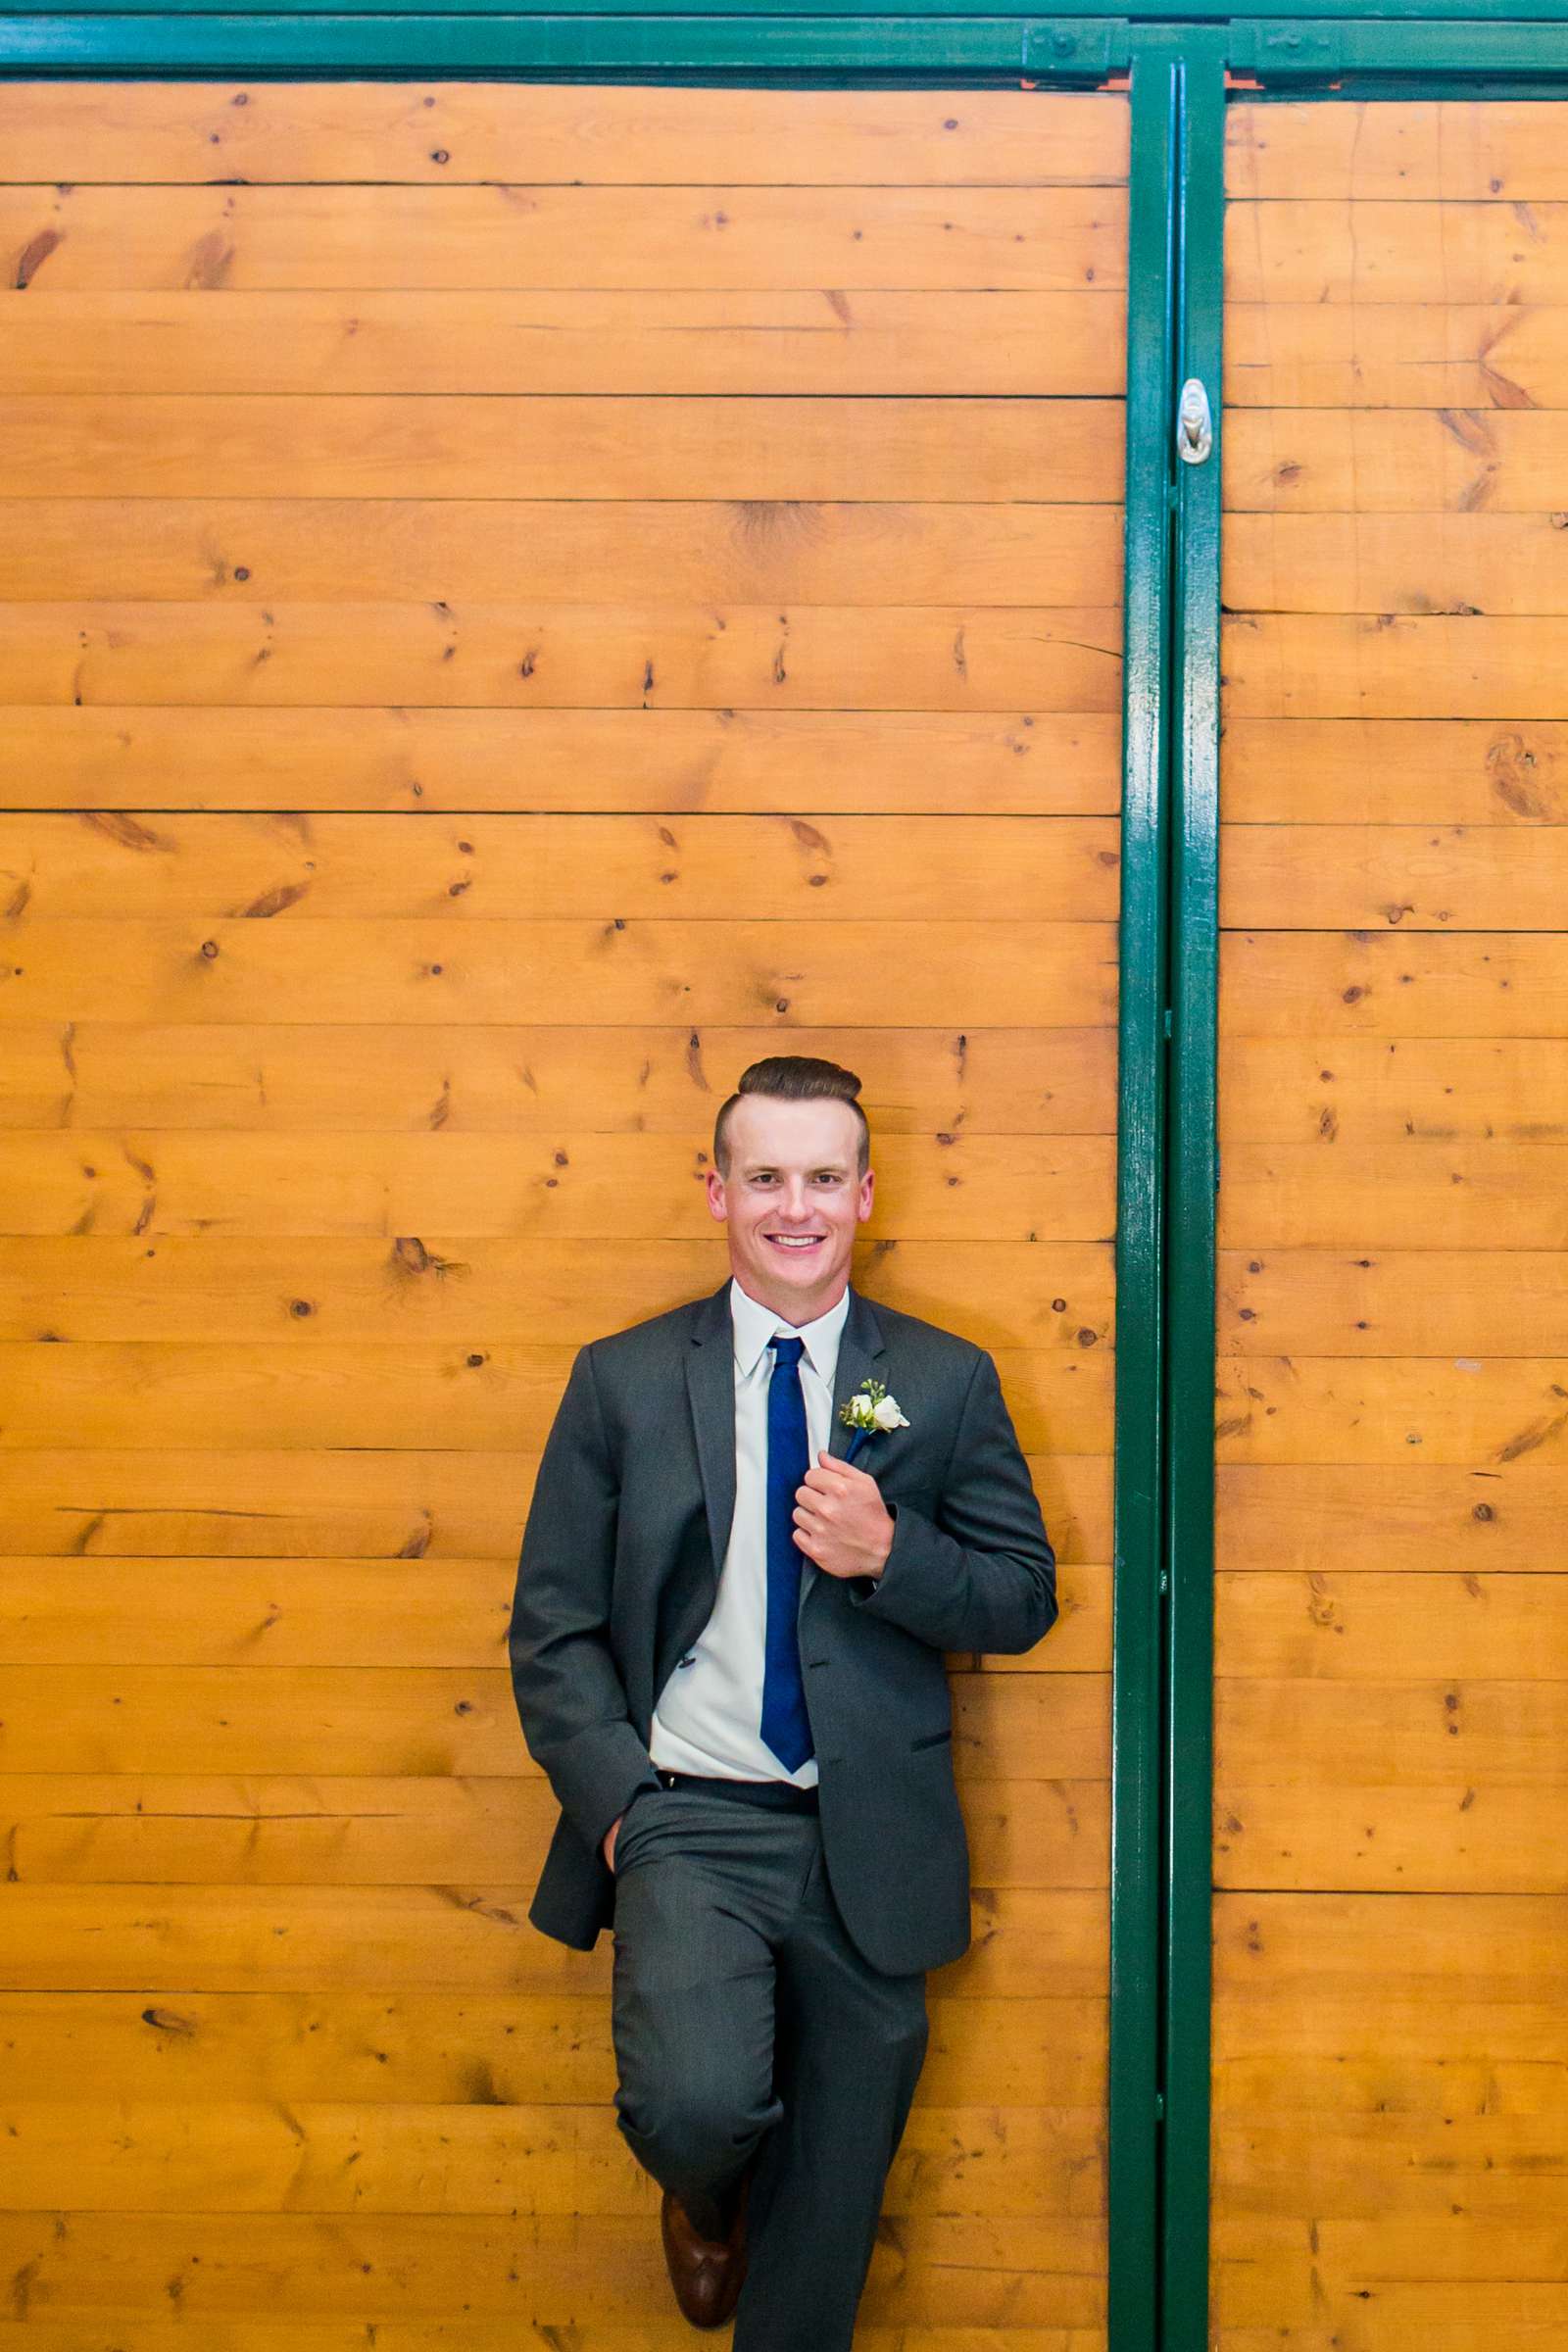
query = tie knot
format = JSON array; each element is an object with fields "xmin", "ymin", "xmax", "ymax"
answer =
[{"xmin": 770, "ymin": 1334, "xmax": 806, "ymax": 1368}]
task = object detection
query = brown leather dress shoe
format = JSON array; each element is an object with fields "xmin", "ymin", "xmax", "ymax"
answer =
[{"xmin": 659, "ymin": 2169, "xmax": 751, "ymax": 2328}]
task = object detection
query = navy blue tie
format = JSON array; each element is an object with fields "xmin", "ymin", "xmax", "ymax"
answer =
[{"xmin": 761, "ymin": 1334, "xmax": 814, "ymax": 1772}]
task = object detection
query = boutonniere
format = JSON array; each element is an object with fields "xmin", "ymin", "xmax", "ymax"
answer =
[{"xmin": 839, "ymin": 1377, "xmax": 910, "ymax": 1466}]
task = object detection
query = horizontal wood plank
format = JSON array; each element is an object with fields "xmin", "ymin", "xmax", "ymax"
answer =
[
  {"xmin": 0, "ymin": 602, "xmax": 1124, "ymax": 711},
  {"xmin": 0, "ymin": 1235, "xmax": 1116, "ymax": 1346},
  {"xmin": 1214, "ymin": 1887, "xmax": 1568, "ymax": 1992},
  {"xmin": 1218, "ymin": 1134, "xmax": 1561, "ymax": 1253},
  {"xmin": 0, "ymin": 2207, "xmax": 1107, "ymax": 2328},
  {"xmin": 1217, "ymin": 2320, "xmax": 1566, "ymax": 2348},
  {"xmin": 1219, "ymin": 822, "xmax": 1568, "ymax": 931},
  {"xmin": 1226, "ymin": 199, "xmax": 1568, "ymax": 308},
  {"xmin": 1212, "ymin": 2112, "xmax": 1568, "ymax": 2220},
  {"xmin": 1226, "ymin": 512, "xmax": 1568, "ymax": 618},
  {"xmin": 0, "ymin": 289, "xmax": 1128, "ymax": 398},
  {"xmin": 0, "ymin": 183, "xmax": 1129, "ymax": 294},
  {"xmin": 1219, "ymin": 1037, "xmax": 1568, "ymax": 1146},
  {"xmin": 0, "ymin": 1663, "xmax": 1109, "ymax": 1775},
  {"xmin": 0, "ymin": 1984, "xmax": 1103, "ymax": 2108},
  {"xmin": 0, "ymin": 2325, "xmax": 1116, "ymax": 2351},
  {"xmin": 0, "ymin": 811, "xmax": 1122, "ymax": 925},
  {"xmin": 0, "ymin": 1340, "xmax": 1109, "ymax": 1450},
  {"xmin": 0, "ymin": 1444, "xmax": 1112, "ymax": 1564},
  {"xmin": 0, "ymin": 1883, "xmax": 1108, "ymax": 1994},
  {"xmin": 1216, "ymin": 1780, "xmax": 1568, "ymax": 1893},
  {"xmin": 0, "ymin": 706, "xmax": 1121, "ymax": 817},
  {"xmin": 0, "ymin": 83, "xmax": 1130, "ymax": 188},
  {"xmin": 1217, "ymin": 1681, "xmax": 1568, "ymax": 1784},
  {"xmin": 0, "ymin": 1128, "xmax": 1118, "ymax": 1242},
  {"xmin": 1216, "ymin": 1570, "xmax": 1568, "ymax": 1681},
  {"xmin": 0, "ymin": 1023, "xmax": 1119, "ymax": 1137},
  {"xmin": 0, "ymin": 2095, "xmax": 1103, "ymax": 2219},
  {"xmin": 1222, "ymin": 717, "xmax": 1568, "ymax": 825},
  {"xmin": 0, "ymin": 395, "xmax": 1124, "ymax": 504},
  {"xmin": 1226, "ymin": 409, "xmax": 1568, "ymax": 516},
  {"xmin": 1227, "ymin": 101, "xmax": 1568, "ymax": 205},
  {"xmin": 0, "ymin": 920, "xmax": 1122, "ymax": 1030},
  {"xmin": 1215, "ymin": 1988, "xmax": 1568, "ymax": 2072},
  {"xmin": 0, "ymin": 1560, "xmax": 1105, "ymax": 1673},
  {"xmin": 1220, "ymin": 930, "xmax": 1568, "ymax": 1038},
  {"xmin": 1216, "ymin": 1462, "xmax": 1568, "ymax": 1576},
  {"xmin": 0, "ymin": 1769, "xmax": 1109, "ymax": 1887},
  {"xmin": 1227, "ymin": 301, "xmax": 1568, "ymax": 410},
  {"xmin": 1218, "ymin": 1248, "xmax": 1568, "ymax": 1353},
  {"xmin": 0, "ymin": 498, "xmax": 1124, "ymax": 607},
  {"xmin": 1216, "ymin": 2244, "xmax": 1568, "ymax": 2340},
  {"xmin": 1215, "ymin": 1355, "xmax": 1568, "ymax": 1465},
  {"xmin": 1226, "ymin": 612, "xmax": 1568, "ymax": 718}
]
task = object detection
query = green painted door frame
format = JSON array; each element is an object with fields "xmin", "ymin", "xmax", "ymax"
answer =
[
  {"xmin": 1115, "ymin": 34, "xmax": 1224, "ymax": 2352},
  {"xmin": 7, "ymin": 10, "xmax": 1568, "ymax": 2349}
]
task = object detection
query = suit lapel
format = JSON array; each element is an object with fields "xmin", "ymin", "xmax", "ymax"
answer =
[
  {"xmin": 803, "ymin": 1285, "xmax": 887, "ymax": 1618},
  {"xmin": 827, "ymin": 1284, "xmax": 887, "ymax": 1462},
  {"xmin": 684, "ymin": 1278, "xmax": 737, "ymax": 1585}
]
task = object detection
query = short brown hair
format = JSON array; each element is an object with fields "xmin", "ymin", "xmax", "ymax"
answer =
[{"xmin": 713, "ymin": 1055, "xmax": 870, "ymax": 1181}]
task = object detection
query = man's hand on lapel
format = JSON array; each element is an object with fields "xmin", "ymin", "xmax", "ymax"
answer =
[{"xmin": 795, "ymin": 1451, "xmax": 894, "ymax": 1582}]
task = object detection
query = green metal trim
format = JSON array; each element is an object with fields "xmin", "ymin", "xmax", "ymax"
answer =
[
  {"xmin": 9, "ymin": 0, "xmax": 1568, "ymax": 18},
  {"xmin": 1109, "ymin": 40, "xmax": 1224, "ymax": 2352},
  {"xmin": 1107, "ymin": 36, "xmax": 1176, "ymax": 2352},
  {"xmin": 1250, "ymin": 73, "xmax": 1568, "ymax": 94},
  {"xmin": 1232, "ymin": 17, "xmax": 1568, "ymax": 73},
  {"xmin": 0, "ymin": 13, "xmax": 1134, "ymax": 73},
  {"xmin": 1159, "ymin": 28, "xmax": 1223, "ymax": 2352},
  {"xmin": 5, "ymin": 6, "xmax": 1568, "ymax": 77},
  {"xmin": 0, "ymin": 0, "xmax": 1114, "ymax": 13}
]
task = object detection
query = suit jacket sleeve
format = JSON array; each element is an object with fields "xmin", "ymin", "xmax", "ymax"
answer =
[
  {"xmin": 848, "ymin": 1347, "xmax": 1057, "ymax": 1654},
  {"xmin": 508, "ymin": 1344, "xmax": 660, "ymax": 1854}
]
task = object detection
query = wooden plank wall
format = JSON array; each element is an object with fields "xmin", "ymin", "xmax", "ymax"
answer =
[
  {"xmin": 0, "ymin": 82, "xmax": 1126, "ymax": 2348},
  {"xmin": 1217, "ymin": 100, "xmax": 1568, "ymax": 2348}
]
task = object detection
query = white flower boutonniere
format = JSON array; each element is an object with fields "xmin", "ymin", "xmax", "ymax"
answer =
[{"xmin": 839, "ymin": 1377, "xmax": 910, "ymax": 1465}]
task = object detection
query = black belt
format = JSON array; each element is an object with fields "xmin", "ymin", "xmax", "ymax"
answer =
[{"xmin": 654, "ymin": 1769, "xmax": 820, "ymax": 1815}]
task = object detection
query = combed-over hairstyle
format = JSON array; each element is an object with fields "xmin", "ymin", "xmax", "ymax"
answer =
[{"xmin": 712, "ymin": 1056, "xmax": 870, "ymax": 1182}]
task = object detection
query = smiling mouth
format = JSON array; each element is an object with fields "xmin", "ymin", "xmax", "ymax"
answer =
[{"xmin": 765, "ymin": 1234, "xmax": 826, "ymax": 1250}]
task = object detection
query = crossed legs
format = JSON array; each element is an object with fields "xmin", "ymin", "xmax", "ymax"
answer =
[{"xmin": 609, "ymin": 1788, "xmax": 928, "ymax": 2352}]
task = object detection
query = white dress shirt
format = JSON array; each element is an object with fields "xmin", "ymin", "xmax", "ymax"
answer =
[{"xmin": 648, "ymin": 1274, "xmax": 851, "ymax": 1787}]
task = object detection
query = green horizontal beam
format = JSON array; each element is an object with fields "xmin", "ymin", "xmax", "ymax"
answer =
[
  {"xmin": 1232, "ymin": 17, "xmax": 1568, "ymax": 71},
  {"xmin": 0, "ymin": 10, "xmax": 1137, "ymax": 72},
  {"xmin": 4, "ymin": 7, "xmax": 1568, "ymax": 77},
  {"xmin": 8, "ymin": 0, "xmax": 1568, "ymax": 17}
]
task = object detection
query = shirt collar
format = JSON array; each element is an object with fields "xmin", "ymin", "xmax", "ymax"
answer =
[{"xmin": 729, "ymin": 1274, "xmax": 852, "ymax": 1386}]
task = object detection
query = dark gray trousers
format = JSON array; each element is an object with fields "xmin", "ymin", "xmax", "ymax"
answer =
[{"xmin": 609, "ymin": 1785, "xmax": 929, "ymax": 2352}]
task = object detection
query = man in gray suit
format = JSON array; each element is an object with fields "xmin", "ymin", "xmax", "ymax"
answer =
[{"xmin": 509, "ymin": 1055, "xmax": 1056, "ymax": 2349}]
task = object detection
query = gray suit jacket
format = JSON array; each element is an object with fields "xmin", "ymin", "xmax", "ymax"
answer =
[{"xmin": 508, "ymin": 1277, "xmax": 1057, "ymax": 1976}]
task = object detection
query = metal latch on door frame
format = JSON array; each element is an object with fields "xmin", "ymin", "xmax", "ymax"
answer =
[{"xmin": 1176, "ymin": 378, "xmax": 1212, "ymax": 466}]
